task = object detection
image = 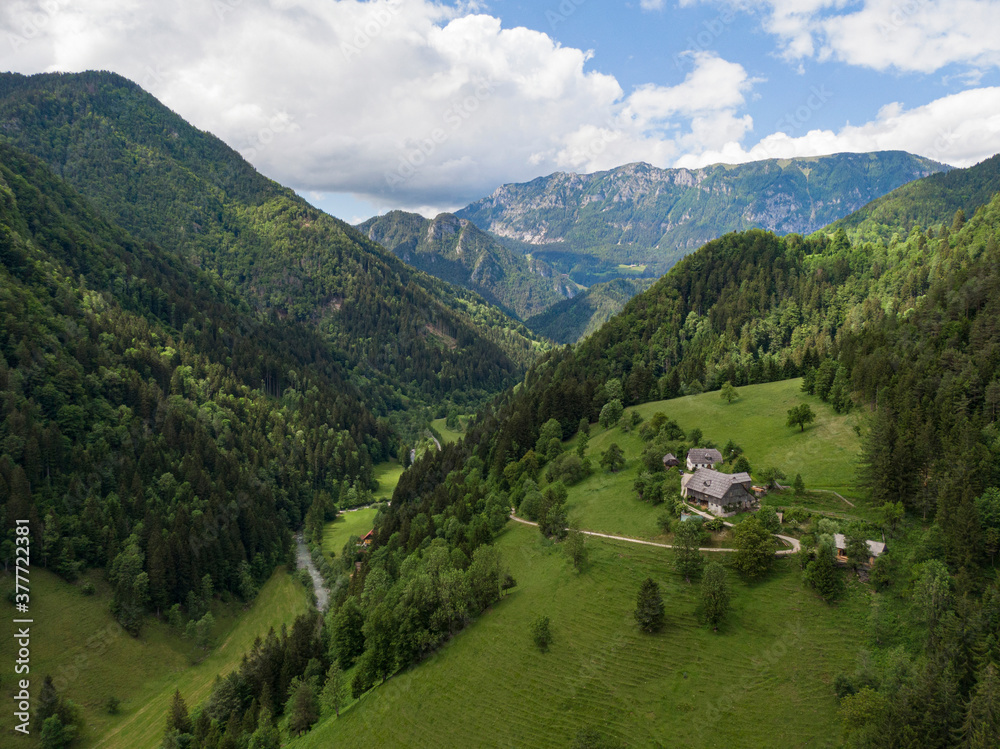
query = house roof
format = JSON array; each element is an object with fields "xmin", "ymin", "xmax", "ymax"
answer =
[
  {"xmin": 687, "ymin": 448, "xmax": 722, "ymax": 464},
  {"xmin": 683, "ymin": 468, "xmax": 752, "ymax": 500},
  {"xmin": 833, "ymin": 534, "xmax": 886, "ymax": 557},
  {"xmin": 662, "ymin": 453, "xmax": 679, "ymax": 464}
]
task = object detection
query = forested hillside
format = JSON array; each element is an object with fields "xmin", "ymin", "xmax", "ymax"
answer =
[
  {"xmin": 359, "ymin": 211, "xmax": 578, "ymax": 320},
  {"xmin": 523, "ymin": 277, "xmax": 654, "ymax": 344},
  {"xmin": 457, "ymin": 152, "xmax": 949, "ymax": 284},
  {"xmin": 0, "ymin": 71, "xmax": 546, "ymax": 413},
  {"xmin": 309, "ymin": 153, "xmax": 1000, "ymax": 748},
  {"xmin": 0, "ymin": 140, "xmax": 391, "ymax": 626}
]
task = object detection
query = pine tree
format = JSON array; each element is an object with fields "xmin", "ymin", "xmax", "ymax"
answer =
[
  {"xmin": 287, "ymin": 680, "xmax": 319, "ymax": 736},
  {"xmin": 165, "ymin": 689, "xmax": 192, "ymax": 735},
  {"xmin": 634, "ymin": 578, "xmax": 665, "ymax": 633},
  {"xmin": 959, "ymin": 663, "xmax": 1000, "ymax": 748}
]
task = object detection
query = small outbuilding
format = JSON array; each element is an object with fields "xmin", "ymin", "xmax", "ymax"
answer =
[
  {"xmin": 833, "ymin": 534, "xmax": 886, "ymax": 567},
  {"xmin": 686, "ymin": 448, "xmax": 723, "ymax": 472},
  {"xmin": 662, "ymin": 453, "xmax": 680, "ymax": 469},
  {"xmin": 360, "ymin": 529, "xmax": 376, "ymax": 547}
]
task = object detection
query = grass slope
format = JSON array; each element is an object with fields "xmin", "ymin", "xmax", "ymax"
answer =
[
  {"xmin": 322, "ymin": 509, "xmax": 380, "ymax": 559},
  {"xmin": 0, "ymin": 566, "xmax": 308, "ymax": 748},
  {"xmin": 372, "ymin": 460, "xmax": 405, "ymax": 501},
  {"xmin": 431, "ymin": 418, "xmax": 468, "ymax": 446},
  {"xmin": 291, "ymin": 521, "xmax": 866, "ymax": 748},
  {"xmin": 564, "ymin": 379, "xmax": 861, "ymax": 541},
  {"xmin": 93, "ymin": 570, "xmax": 309, "ymax": 749}
]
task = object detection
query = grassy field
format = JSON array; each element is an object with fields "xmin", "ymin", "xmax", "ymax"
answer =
[
  {"xmin": 431, "ymin": 417, "xmax": 468, "ymax": 445},
  {"xmin": 372, "ymin": 459, "xmax": 404, "ymax": 501},
  {"xmin": 291, "ymin": 521, "xmax": 868, "ymax": 749},
  {"xmin": 322, "ymin": 507, "xmax": 379, "ymax": 559},
  {"xmin": 562, "ymin": 379, "xmax": 863, "ymax": 539},
  {"xmin": 0, "ymin": 566, "xmax": 309, "ymax": 748}
]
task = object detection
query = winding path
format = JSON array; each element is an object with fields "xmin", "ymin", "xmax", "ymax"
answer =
[{"xmin": 509, "ymin": 507, "xmax": 800, "ymax": 555}]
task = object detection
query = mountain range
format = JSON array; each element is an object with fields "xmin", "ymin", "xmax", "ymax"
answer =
[{"xmin": 456, "ymin": 152, "xmax": 950, "ymax": 285}]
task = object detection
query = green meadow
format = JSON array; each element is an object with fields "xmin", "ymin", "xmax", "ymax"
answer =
[
  {"xmin": 0, "ymin": 566, "xmax": 309, "ymax": 749},
  {"xmin": 372, "ymin": 459, "xmax": 404, "ymax": 501},
  {"xmin": 291, "ymin": 521, "xmax": 867, "ymax": 749},
  {"xmin": 322, "ymin": 507, "xmax": 379, "ymax": 560},
  {"xmin": 563, "ymin": 378, "xmax": 862, "ymax": 540}
]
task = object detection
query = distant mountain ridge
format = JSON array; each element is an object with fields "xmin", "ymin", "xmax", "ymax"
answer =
[
  {"xmin": 358, "ymin": 210, "xmax": 581, "ymax": 320},
  {"xmin": 457, "ymin": 152, "xmax": 951, "ymax": 285}
]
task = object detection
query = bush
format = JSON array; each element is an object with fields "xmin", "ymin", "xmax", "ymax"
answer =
[
  {"xmin": 531, "ymin": 615, "xmax": 553, "ymax": 651},
  {"xmin": 104, "ymin": 696, "xmax": 121, "ymax": 715},
  {"xmin": 81, "ymin": 582, "xmax": 96, "ymax": 596}
]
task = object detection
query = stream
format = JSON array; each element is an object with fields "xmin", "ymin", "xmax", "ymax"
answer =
[{"xmin": 295, "ymin": 531, "xmax": 330, "ymax": 611}]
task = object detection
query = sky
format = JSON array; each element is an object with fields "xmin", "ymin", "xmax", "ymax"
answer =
[{"xmin": 3, "ymin": 1, "xmax": 1000, "ymax": 223}]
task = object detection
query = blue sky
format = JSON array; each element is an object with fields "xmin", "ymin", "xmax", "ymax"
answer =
[{"xmin": 3, "ymin": 0, "xmax": 1000, "ymax": 222}]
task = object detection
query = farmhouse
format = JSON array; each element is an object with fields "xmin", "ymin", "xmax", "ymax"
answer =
[
  {"xmin": 662, "ymin": 453, "xmax": 680, "ymax": 469},
  {"xmin": 681, "ymin": 468, "xmax": 754, "ymax": 516},
  {"xmin": 833, "ymin": 534, "xmax": 886, "ymax": 567},
  {"xmin": 360, "ymin": 529, "xmax": 375, "ymax": 547},
  {"xmin": 686, "ymin": 448, "xmax": 723, "ymax": 471}
]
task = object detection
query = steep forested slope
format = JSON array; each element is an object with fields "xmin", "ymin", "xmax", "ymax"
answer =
[
  {"xmin": 457, "ymin": 152, "xmax": 949, "ymax": 283},
  {"xmin": 0, "ymin": 141, "xmax": 391, "ymax": 621},
  {"xmin": 0, "ymin": 71, "xmax": 545, "ymax": 411},
  {"xmin": 523, "ymin": 277, "xmax": 654, "ymax": 344},
  {"xmin": 359, "ymin": 210, "xmax": 578, "ymax": 319}
]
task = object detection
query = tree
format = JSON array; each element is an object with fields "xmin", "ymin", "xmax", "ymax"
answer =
[
  {"xmin": 109, "ymin": 534, "xmax": 150, "ymax": 635},
  {"xmin": 913, "ymin": 559, "xmax": 952, "ymax": 641},
  {"xmin": 757, "ymin": 506, "xmax": 781, "ymax": 533},
  {"xmin": 600, "ymin": 443, "xmax": 626, "ymax": 473},
  {"xmin": 599, "ymin": 399, "xmax": 623, "ymax": 429},
  {"xmin": 247, "ymin": 708, "xmax": 280, "ymax": 749},
  {"xmin": 287, "ymin": 679, "xmax": 319, "ymax": 736},
  {"xmin": 634, "ymin": 578, "xmax": 665, "ymax": 633},
  {"xmin": 166, "ymin": 689, "xmax": 193, "ymax": 735},
  {"xmin": 793, "ymin": 473, "xmax": 806, "ymax": 494},
  {"xmin": 804, "ymin": 542, "xmax": 843, "ymax": 601},
  {"xmin": 330, "ymin": 596, "xmax": 365, "ymax": 669},
  {"xmin": 843, "ymin": 527, "xmax": 870, "ymax": 571},
  {"xmin": 576, "ymin": 429, "xmax": 590, "ymax": 458},
  {"xmin": 786, "ymin": 403, "xmax": 815, "ymax": 432},
  {"xmin": 531, "ymin": 615, "xmax": 552, "ymax": 651},
  {"xmin": 320, "ymin": 662, "xmax": 346, "ymax": 717},
  {"xmin": 733, "ymin": 455, "xmax": 752, "ymax": 474},
  {"xmin": 564, "ymin": 529, "xmax": 588, "ymax": 571},
  {"xmin": 731, "ymin": 515, "xmax": 776, "ymax": 579},
  {"xmin": 958, "ymin": 663, "xmax": 1000, "ymax": 748},
  {"xmin": 720, "ymin": 381, "xmax": 738, "ymax": 404},
  {"xmin": 877, "ymin": 501, "xmax": 905, "ymax": 537},
  {"xmin": 673, "ymin": 518, "xmax": 705, "ymax": 583},
  {"xmin": 604, "ymin": 378, "xmax": 624, "ymax": 403},
  {"xmin": 701, "ymin": 561, "xmax": 731, "ymax": 628},
  {"xmin": 535, "ymin": 418, "xmax": 563, "ymax": 456},
  {"xmin": 758, "ymin": 466, "xmax": 786, "ymax": 489},
  {"xmin": 41, "ymin": 715, "xmax": 76, "ymax": 749}
]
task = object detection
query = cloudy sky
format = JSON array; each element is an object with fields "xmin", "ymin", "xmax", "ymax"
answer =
[{"xmin": 3, "ymin": 1, "xmax": 1000, "ymax": 221}]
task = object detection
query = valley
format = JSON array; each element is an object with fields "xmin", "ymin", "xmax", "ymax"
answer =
[{"xmin": 2, "ymin": 63, "xmax": 1000, "ymax": 749}]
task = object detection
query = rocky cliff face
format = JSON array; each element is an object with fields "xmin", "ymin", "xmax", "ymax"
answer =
[{"xmin": 457, "ymin": 152, "xmax": 951, "ymax": 280}]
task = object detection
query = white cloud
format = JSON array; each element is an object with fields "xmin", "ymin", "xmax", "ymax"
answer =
[
  {"xmin": 640, "ymin": 0, "xmax": 666, "ymax": 9},
  {"xmin": 684, "ymin": 0, "xmax": 1000, "ymax": 73},
  {"xmin": 675, "ymin": 86, "xmax": 1000, "ymax": 169},
  {"xmin": 0, "ymin": 0, "xmax": 761, "ymax": 214}
]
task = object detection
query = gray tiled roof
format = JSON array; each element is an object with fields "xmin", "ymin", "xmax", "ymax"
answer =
[
  {"xmin": 687, "ymin": 448, "xmax": 722, "ymax": 464},
  {"xmin": 683, "ymin": 468, "xmax": 750, "ymax": 500}
]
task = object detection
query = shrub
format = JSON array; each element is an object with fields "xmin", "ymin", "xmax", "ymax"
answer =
[
  {"xmin": 81, "ymin": 582, "xmax": 96, "ymax": 596},
  {"xmin": 531, "ymin": 615, "xmax": 553, "ymax": 651}
]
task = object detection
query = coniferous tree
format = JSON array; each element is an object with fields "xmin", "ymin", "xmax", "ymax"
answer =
[
  {"xmin": 634, "ymin": 578, "xmax": 665, "ymax": 633},
  {"xmin": 701, "ymin": 562, "xmax": 731, "ymax": 629}
]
